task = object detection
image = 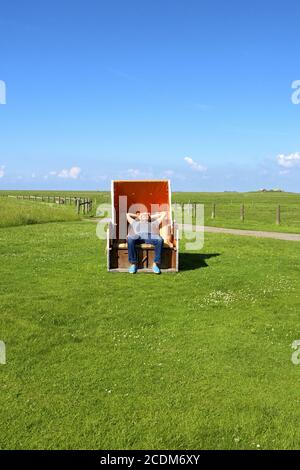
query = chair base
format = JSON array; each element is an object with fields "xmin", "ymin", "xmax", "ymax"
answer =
[
  {"xmin": 108, "ymin": 267, "xmax": 177, "ymax": 273},
  {"xmin": 108, "ymin": 245, "xmax": 178, "ymax": 272}
]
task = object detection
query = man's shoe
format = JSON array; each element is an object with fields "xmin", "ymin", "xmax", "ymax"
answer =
[
  {"xmin": 128, "ymin": 264, "xmax": 137, "ymax": 274},
  {"xmin": 152, "ymin": 264, "xmax": 161, "ymax": 274}
]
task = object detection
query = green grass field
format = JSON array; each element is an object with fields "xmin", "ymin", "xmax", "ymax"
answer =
[
  {"xmin": 1, "ymin": 213, "xmax": 300, "ymax": 449},
  {"xmin": 1, "ymin": 190, "xmax": 300, "ymax": 233},
  {"xmin": 0, "ymin": 197, "xmax": 79, "ymax": 228}
]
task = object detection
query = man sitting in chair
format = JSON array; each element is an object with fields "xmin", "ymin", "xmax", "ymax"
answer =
[{"xmin": 126, "ymin": 211, "xmax": 169, "ymax": 274}]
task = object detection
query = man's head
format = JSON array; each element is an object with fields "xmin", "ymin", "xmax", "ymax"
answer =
[{"xmin": 138, "ymin": 212, "xmax": 151, "ymax": 222}]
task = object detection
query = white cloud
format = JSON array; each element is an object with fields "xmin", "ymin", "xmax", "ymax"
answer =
[
  {"xmin": 184, "ymin": 157, "xmax": 207, "ymax": 172},
  {"xmin": 127, "ymin": 168, "xmax": 141, "ymax": 177},
  {"xmin": 50, "ymin": 166, "xmax": 82, "ymax": 179},
  {"xmin": 59, "ymin": 166, "xmax": 81, "ymax": 179},
  {"xmin": 0, "ymin": 165, "xmax": 5, "ymax": 178},
  {"xmin": 277, "ymin": 152, "xmax": 300, "ymax": 168},
  {"xmin": 123, "ymin": 168, "xmax": 153, "ymax": 179}
]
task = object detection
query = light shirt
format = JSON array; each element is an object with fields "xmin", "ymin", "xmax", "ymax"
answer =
[{"xmin": 129, "ymin": 220, "xmax": 160, "ymax": 239}]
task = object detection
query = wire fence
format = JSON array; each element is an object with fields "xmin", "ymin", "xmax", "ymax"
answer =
[
  {"xmin": 2, "ymin": 194, "xmax": 93, "ymax": 214},
  {"xmin": 173, "ymin": 202, "xmax": 300, "ymax": 229}
]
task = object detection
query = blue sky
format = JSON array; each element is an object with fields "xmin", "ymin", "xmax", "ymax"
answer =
[{"xmin": 0, "ymin": 0, "xmax": 300, "ymax": 191}]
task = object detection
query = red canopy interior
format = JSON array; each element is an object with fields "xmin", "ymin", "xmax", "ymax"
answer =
[{"xmin": 112, "ymin": 180, "xmax": 171, "ymax": 229}]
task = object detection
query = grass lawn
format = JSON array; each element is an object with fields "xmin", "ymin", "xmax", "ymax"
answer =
[
  {"xmin": 0, "ymin": 198, "xmax": 79, "ymax": 228},
  {"xmin": 1, "ymin": 220, "xmax": 300, "ymax": 449},
  {"xmin": 1, "ymin": 190, "xmax": 300, "ymax": 233}
]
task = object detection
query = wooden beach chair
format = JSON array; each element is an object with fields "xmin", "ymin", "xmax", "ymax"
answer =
[{"xmin": 107, "ymin": 180, "xmax": 179, "ymax": 272}]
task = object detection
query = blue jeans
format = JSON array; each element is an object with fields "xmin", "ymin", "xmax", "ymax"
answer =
[{"xmin": 127, "ymin": 234, "xmax": 164, "ymax": 264}]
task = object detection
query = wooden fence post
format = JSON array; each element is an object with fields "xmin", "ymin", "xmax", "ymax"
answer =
[
  {"xmin": 76, "ymin": 199, "xmax": 80, "ymax": 214},
  {"xmin": 276, "ymin": 205, "xmax": 281, "ymax": 225}
]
